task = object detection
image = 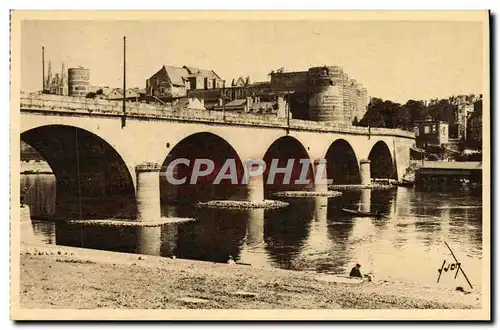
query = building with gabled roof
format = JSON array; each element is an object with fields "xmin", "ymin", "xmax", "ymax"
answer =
[
  {"xmin": 231, "ymin": 76, "xmax": 249, "ymax": 87},
  {"xmin": 145, "ymin": 65, "xmax": 224, "ymax": 101},
  {"xmin": 106, "ymin": 88, "xmax": 124, "ymax": 100}
]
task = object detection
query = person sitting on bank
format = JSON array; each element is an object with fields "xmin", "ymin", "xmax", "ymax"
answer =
[
  {"xmin": 20, "ymin": 186, "xmax": 30, "ymax": 208},
  {"xmin": 349, "ymin": 263, "xmax": 363, "ymax": 278}
]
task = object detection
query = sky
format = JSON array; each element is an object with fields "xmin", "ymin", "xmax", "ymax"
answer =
[{"xmin": 21, "ymin": 19, "xmax": 484, "ymax": 103}]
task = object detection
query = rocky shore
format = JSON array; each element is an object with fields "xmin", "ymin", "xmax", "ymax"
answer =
[
  {"xmin": 66, "ymin": 217, "xmax": 194, "ymax": 227},
  {"xmin": 19, "ymin": 243, "xmax": 481, "ymax": 311},
  {"xmin": 328, "ymin": 184, "xmax": 395, "ymax": 191},
  {"xmin": 196, "ymin": 200, "xmax": 289, "ymax": 209},
  {"xmin": 272, "ymin": 191, "xmax": 343, "ymax": 198}
]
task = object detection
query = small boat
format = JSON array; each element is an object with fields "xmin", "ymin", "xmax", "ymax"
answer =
[
  {"xmin": 394, "ymin": 179, "xmax": 415, "ymax": 187},
  {"xmin": 316, "ymin": 273, "xmax": 364, "ymax": 284},
  {"xmin": 341, "ymin": 208, "xmax": 383, "ymax": 218}
]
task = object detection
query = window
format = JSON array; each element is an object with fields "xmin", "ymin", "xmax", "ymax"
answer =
[{"xmin": 424, "ymin": 125, "xmax": 430, "ymax": 134}]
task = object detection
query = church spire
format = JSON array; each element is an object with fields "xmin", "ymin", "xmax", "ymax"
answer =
[
  {"xmin": 60, "ymin": 62, "xmax": 67, "ymax": 84},
  {"xmin": 46, "ymin": 60, "xmax": 53, "ymax": 87},
  {"xmin": 60, "ymin": 62, "xmax": 65, "ymax": 78},
  {"xmin": 60, "ymin": 62, "xmax": 68, "ymax": 95}
]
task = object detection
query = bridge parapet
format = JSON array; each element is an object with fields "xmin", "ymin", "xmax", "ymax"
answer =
[
  {"xmin": 20, "ymin": 94, "xmax": 415, "ymax": 139},
  {"xmin": 20, "ymin": 93, "xmax": 173, "ymax": 114}
]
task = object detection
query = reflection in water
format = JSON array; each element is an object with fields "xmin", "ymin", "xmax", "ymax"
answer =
[
  {"xmin": 245, "ymin": 208, "xmax": 264, "ymax": 247},
  {"xmin": 21, "ymin": 175, "xmax": 56, "ymax": 219},
  {"xmin": 26, "ymin": 173, "xmax": 483, "ymax": 287},
  {"xmin": 371, "ymin": 189, "xmax": 393, "ymax": 215},
  {"xmin": 174, "ymin": 207, "xmax": 248, "ymax": 263},
  {"xmin": 238, "ymin": 208, "xmax": 272, "ymax": 268},
  {"xmin": 298, "ymin": 197, "xmax": 333, "ymax": 272},
  {"xmin": 305, "ymin": 197, "xmax": 330, "ymax": 256},
  {"xmin": 55, "ymin": 223, "xmax": 137, "ymax": 254},
  {"xmin": 136, "ymin": 226, "xmax": 161, "ymax": 256},
  {"xmin": 263, "ymin": 199, "xmax": 313, "ymax": 269},
  {"xmin": 32, "ymin": 220, "xmax": 56, "ymax": 244},
  {"xmin": 394, "ymin": 187, "xmax": 411, "ymax": 216},
  {"xmin": 160, "ymin": 224, "xmax": 178, "ymax": 258},
  {"xmin": 347, "ymin": 217, "xmax": 377, "ymax": 274},
  {"xmin": 360, "ymin": 189, "xmax": 371, "ymax": 213},
  {"xmin": 314, "ymin": 196, "xmax": 328, "ymax": 222}
]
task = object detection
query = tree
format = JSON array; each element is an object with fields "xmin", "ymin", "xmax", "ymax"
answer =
[
  {"xmin": 86, "ymin": 88, "xmax": 104, "ymax": 99},
  {"xmin": 404, "ymin": 100, "xmax": 427, "ymax": 123},
  {"xmin": 359, "ymin": 98, "xmax": 387, "ymax": 128},
  {"xmin": 352, "ymin": 116, "xmax": 359, "ymax": 126},
  {"xmin": 381, "ymin": 100, "xmax": 402, "ymax": 128},
  {"xmin": 395, "ymin": 105, "xmax": 412, "ymax": 130},
  {"xmin": 426, "ymin": 99, "xmax": 454, "ymax": 124},
  {"xmin": 358, "ymin": 95, "xmax": 484, "ymax": 133},
  {"xmin": 473, "ymin": 99, "xmax": 482, "ymax": 112}
]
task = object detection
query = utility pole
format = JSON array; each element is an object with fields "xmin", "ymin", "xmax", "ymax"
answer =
[
  {"xmin": 121, "ymin": 36, "xmax": 127, "ymax": 128},
  {"xmin": 42, "ymin": 46, "xmax": 45, "ymax": 91},
  {"xmin": 286, "ymin": 92, "xmax": 290, "ymax": 135},
  {"xmin": 222, "ymin": 80, "xmax": 226, "ymax": 121}
]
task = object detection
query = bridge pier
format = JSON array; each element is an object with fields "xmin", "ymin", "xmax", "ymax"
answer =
[
  {"xmin": 136, "ymin": 162, "xmax": 161, "ymax": 222},
  {"xmin": 313, "ymin": 159, "xmax": 328, "ymax": 193},
  {"xmin": 359, "ymin": 159, "xmax": 371, "ymax": 186},
  {"xmin": 247, "ymin": 174, "xmax": 265, "ymax": 203}
]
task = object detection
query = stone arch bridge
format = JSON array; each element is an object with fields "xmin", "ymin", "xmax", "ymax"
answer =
[{"xmin": 19, "ymin": 95, "xmax": 415, "ymax": 220}]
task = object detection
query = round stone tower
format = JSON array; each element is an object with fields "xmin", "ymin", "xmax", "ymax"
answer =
[{"xmin": 307, "ymin": 66, "xmax": 348, "ymax": 124}]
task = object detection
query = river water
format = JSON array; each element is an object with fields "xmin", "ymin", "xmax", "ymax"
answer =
[{"xmin": 22, "ymin": 174, "xmax": 483, "ymax": 288}]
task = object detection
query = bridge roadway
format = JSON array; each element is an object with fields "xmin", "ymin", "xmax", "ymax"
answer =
[{"xmin": 19, "ymin": 94, "xmax": 415, "ymax": 220}]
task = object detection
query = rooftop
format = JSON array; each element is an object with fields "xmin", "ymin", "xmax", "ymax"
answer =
[
  {"xmin": 163, "ymin": 66, "xmax": 189, "ymax": 86},
  {"xmin": 225, "ymin": 99, "xmax": 247, "ymax": 107},
  {"xmin": 161, "ymin": 65, "xmax": 221, "ymax": 87},
  {"xmin": 183, "ymin": 66, "xmax": 220, "ymax": 79}
]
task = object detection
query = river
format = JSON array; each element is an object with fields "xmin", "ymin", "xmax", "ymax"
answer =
[{"xmin": 21, "ymin": 174, "xmax": 483, "ymax": 288}]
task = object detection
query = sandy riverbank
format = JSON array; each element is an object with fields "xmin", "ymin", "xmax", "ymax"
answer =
[{"xmin": 19, "ymin": 243, "xmax": 480, "ymax": 310}]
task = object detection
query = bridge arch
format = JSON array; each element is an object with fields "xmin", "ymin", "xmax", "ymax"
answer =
[
  {"xmin": 262, "ymin": 135, "xmax": 314, "ymax": 195},
  {"xmin": 160, "ymin": 131, "xmax": 246, "ymax": 204},
  {"xmin": 21, "ymin": 125, "xmax": 137, "ymax": 219},
  {"xmin": 368, "ymin": 140, "xmax": 395, "ymax": 179},
  {"xmin": 325, "ymin": 139, "xmax": 361, "ymax": 184}
]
